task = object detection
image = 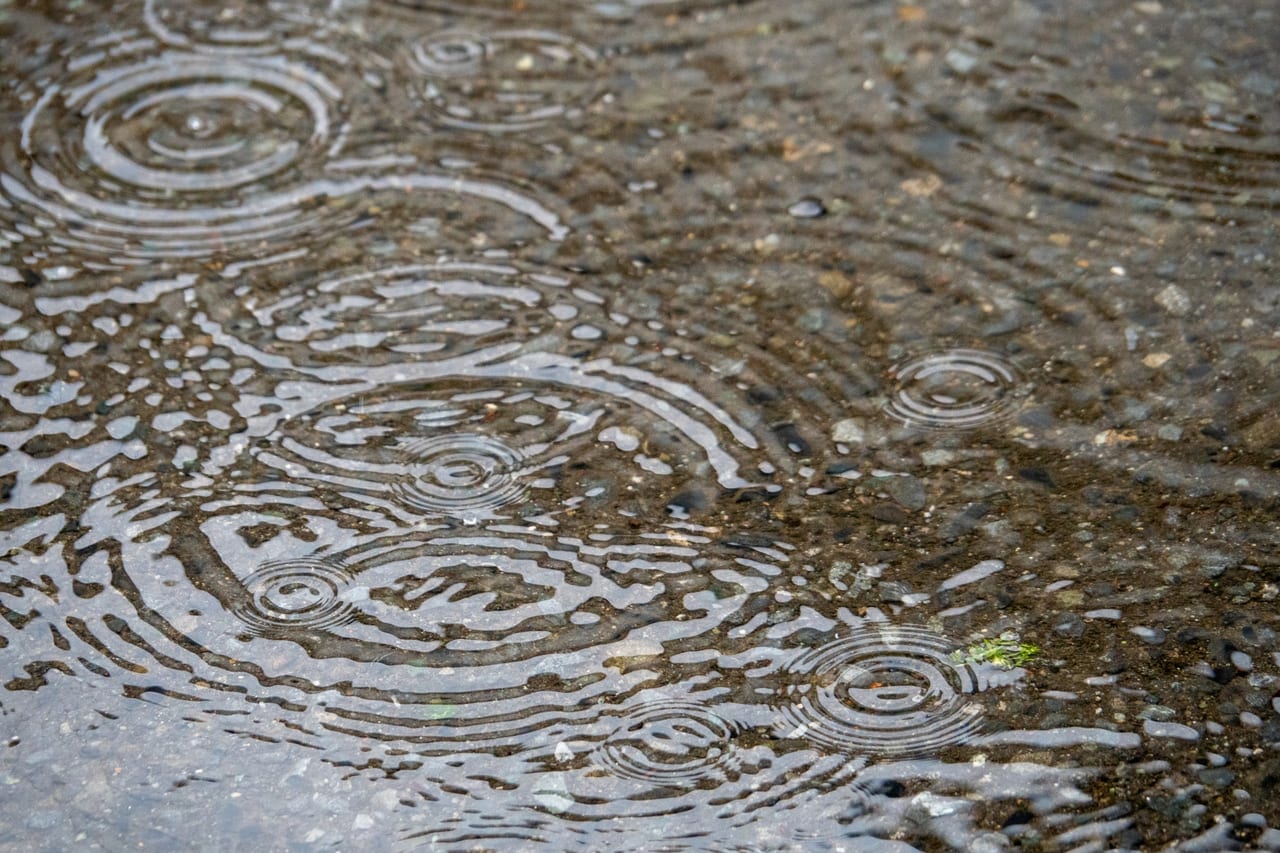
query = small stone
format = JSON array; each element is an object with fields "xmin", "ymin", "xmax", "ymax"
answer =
[
  {"xmin": 797, "ymin": 307, "xmax": 828, "ymax": 332},
  {"xmin": 1053, "ymin": 612, "xmax": 1085, "ymax": 638},
  {"xmin": 900, "ymin": 173, "xmax": 943, "ymax": 197},
  {"xmin": 1142, "ymin": 352, "xmax": 1172, "ymax": 368},
  {"xmin": 1143, "ymin": 719, "xmax": 1200, "ymax": 741},
  {"xmin": 1197, "ymin": 768, "xmax": 1235, "ymax": 788},
  {"xmin": 1242, "ymin": 72, "xmax": 1278, "ymax": 97},
  {"xmin": 1157, "ymin": 424, "xmax": 1183, "ymax": 441},
  {"xmin": 944, "ymin": 49, "xmax": 979, "ymax": 74},
  {"xmin": 22, "ymin": 329, "xmax": 59, "ymax": 353},
  {"xmin": 1154, "ymin": 284, "xmax": 1192, "ymax": 316},
  {"xmin": 753, "ymin": 233, "xmax": 780, "ymax": 254},
  {"xmin": 878, "ymin": 581, "xmax": 913, "ymax": 603},
  {"xmin": 817, "ymin": 270, "xmax": 853, "ymax": 299},
  {"xmin": 788, "ymin": 198, "xmax": 826, "ymax": 219},
  {"xmin": 885, "ymin": 475, "xmax": 927, "ymax": 510},
  {"xmin": 1139, "ymin": 704, "xmax": 1177, "ymax": 722},
  {"xmin": 940, "ymin": 502, "xmax": 989, "ymax": 539},
  {"xmin": 832, "ymin": 418, "xmax": 866, "ymax": 444},
  {"xmin": 921, "ymin": 449, "xmax": 955, "ymax": 466},
  {"xmin": 1196, "ymin": 80, "xmax": 1236, "ymax": 104}
]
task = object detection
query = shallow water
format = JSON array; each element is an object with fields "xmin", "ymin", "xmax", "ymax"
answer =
[{"xmin": 0, "ymin": 0, "xmax": 1277, "ymax": 849}]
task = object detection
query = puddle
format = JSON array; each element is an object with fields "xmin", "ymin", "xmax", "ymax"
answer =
[{"xmin": 0, "ymin": 0, "xmax": 1278, "ymax": 849}]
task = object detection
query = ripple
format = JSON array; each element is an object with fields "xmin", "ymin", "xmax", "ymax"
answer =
[
  {"xmin": 143, "ymin": 0, "xmax": 331, "ymax": 52},
  {"xmin": 199, "ymin": 257, "xmax": 799, "ymax": 513},
  {"xmin": 200, "ymin": 259, "xmax": 578, "ymax": 369},
  {"xmin": 402, "ymin": 29, "xmax": 602, "ymax": 134},
  {"xmin": 593, "ymin": 700, "xmax": 741, "ymax": 787},
  {"xmin": 233, "ymin": 557, "xmax": 359, "ymax": 634},
  {"xmin": 774, "ymin": 626, "xmax": 993, "ymax": 756},
  {"xmin": 379, "ymin": 0, "xmax": 755, "ymax": 17},
  {"xmin": 879, "ymin": 6, "xmax": 1280, "ymax": 247},
  {"xmin": 5, "ymin": 49, "xmax": 334, "ymax": 259},
  {"xmin": 1, "ymin": 44, "xmax": 566, "ymax": 267},
  {"xmin": 252, "ymin": 370, "xmax": 762, "ymax": 523},
  {"xmin": 882, "ymin": 348, "xmax": 1024, "ymax": 430},
  {"xmin": 95, "ymin": 504, "xmax": 794, "ymax": 753},
  {"xmin": 391, "ymin": 433, "xmax": 527, "ymax": 518},
  {"xmin": 77, "ymin": 56, "xmax": 330, "ymax": 194}
]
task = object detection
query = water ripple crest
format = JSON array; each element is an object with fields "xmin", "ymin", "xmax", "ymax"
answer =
[
  {"xmin": 234, "ymin": 557, "xmax": 359, "ymax": 634},
  {"xmin": 143, "ymin": 0, "xmax": 333, "ymax": 52},
  {"xmin": 774, "ymin": 626, "xmax": 996, "ymax": 756},
  {"xmin": 1, "ymin": 42, "xmax": 566, "ymax": 268},
  {"xmin": 593, "ymin": 699, "xmax": 741, "ymax": 787},
  {"xmin": 883, "ymin": 348, "xmax": 1024, "ymax": 430},
  {"xmin": 401, "ymin": 29, "xmax": 602, "ymax": 134}
]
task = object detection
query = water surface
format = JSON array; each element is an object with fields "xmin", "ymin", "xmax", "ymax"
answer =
[{"xmin": 1, "ymin": 0, "xmax": 1277, "ymax": 849}]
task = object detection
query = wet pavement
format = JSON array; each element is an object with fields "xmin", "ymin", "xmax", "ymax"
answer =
[{"xmin": 0, "ymin": 0, "xmax": 1277, "ymax": 849}]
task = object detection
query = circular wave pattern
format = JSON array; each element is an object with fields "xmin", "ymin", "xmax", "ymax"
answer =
[
  {"xmin": 3, "ymin": 48, "xmax": 567, "ymax": 267},
  {"xmin": 105, "ymin": 511, "xmax": 793, "ymax": 755},
  {"xmin": 391, "ymin": 433, "xmax": 527, "ymax": 519},
  {"xmin": 883, "ymin": 348, "xmax": 1023, "ymax": 430},
  {"xmin": 144, "ymin": 0, "xmax": 328, "ymax": 52},
  {"xmin": 404, "ymin": 29, "xmax": 601, "ymax": 133},
  {"xmin": 233, "ymin": 558, "xmax": 359, "ymax": 634},
  {"xmin": 593, "ymin": 700, "xmax": 741, "ymax": 787},
  {"xmin": 77, "ymin": 55, "xmax": 329, "ymax": 194},
  {"xmin": 6, "ymin": 49, "xmax": 338, "ymax": 262},
  {"xmin": 254, "ymin": 372, "xmax": 752, "ymax": 524},
  {"xmin": 381, "ymin": 0, "xmax": 756, "ymax": 17},
  {"xmin": 775, "ymin": 626, "xmax": 989, "ymax": 756},
  {"xmin": 203, "ymin": 257, "xmax": 784, "ymax": 517}
]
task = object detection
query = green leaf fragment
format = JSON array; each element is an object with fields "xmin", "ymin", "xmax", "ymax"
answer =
[{"xmin": 951, "ymin": 634, "xmax": 1039, "ymax": 669}]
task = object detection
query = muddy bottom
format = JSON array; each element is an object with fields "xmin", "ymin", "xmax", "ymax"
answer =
[{"xmin": 0, "ymin": 0, "xmax": 1277, "ymax": 850}]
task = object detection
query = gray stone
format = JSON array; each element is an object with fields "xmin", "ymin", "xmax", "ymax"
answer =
[
  {"xmin": 885, "ymin": 475, "xmax": 927, "ymax": 511},
  {"xmin": 1053, "ymin": 612, "xmax": 1085, "ymax": 638}
]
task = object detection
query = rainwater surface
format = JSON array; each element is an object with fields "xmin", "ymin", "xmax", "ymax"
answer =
[{"xmin": 0, "ymin": 0, "xmax": 1278, "ymax": 850}]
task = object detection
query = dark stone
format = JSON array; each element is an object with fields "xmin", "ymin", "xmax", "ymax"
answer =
[
  {"xmin": 939, "ymin": 502, "xmax": 991, "ymax": 539},
  {"xmin": 1053, "ymin": 612, "xmax": 1085, "ymax": 638},
  {"xmin": 1197, "ymin": 768, "xmax": 1235, "ymax": 788},
  {"xmin": 1017, "ymin": 467, "xmax": 1055, "ymax": 488},
  {"xmin": 869, "ymin": 503, "xmax": 910, "ymax": 524}
]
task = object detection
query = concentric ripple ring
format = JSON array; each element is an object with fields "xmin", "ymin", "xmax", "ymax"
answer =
[
  {"xmin": 144, "ymin": 0, "xmax": 327, "ymax": 52},
  {"xmin": 883, "ymin": 348, "xmax": 1023, "ymax": 429},
  {"xmin": 73, "ymin": 55, "xmax": 331, "ymax": 193},
  {"xmin": 594, "ymin": 700, "xmax": 741, "ymax": 787},
  {"xmin": 233, "ymin": 558, "xmax": 359, "ymax": 634},
  {"xmin": 3, "ymin": 47, "xmax": 566, "ymax": 266},
  {"xmin": 404, "ymin": 29, "xmax": 601, "ymax": 133},
  {"xmin": 776, "ymin": 626, "xmax": 990, "ymax": 756},
  {"xmin": 391, "ymin": 433, "xmax": 528, "ymax": 518}
]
